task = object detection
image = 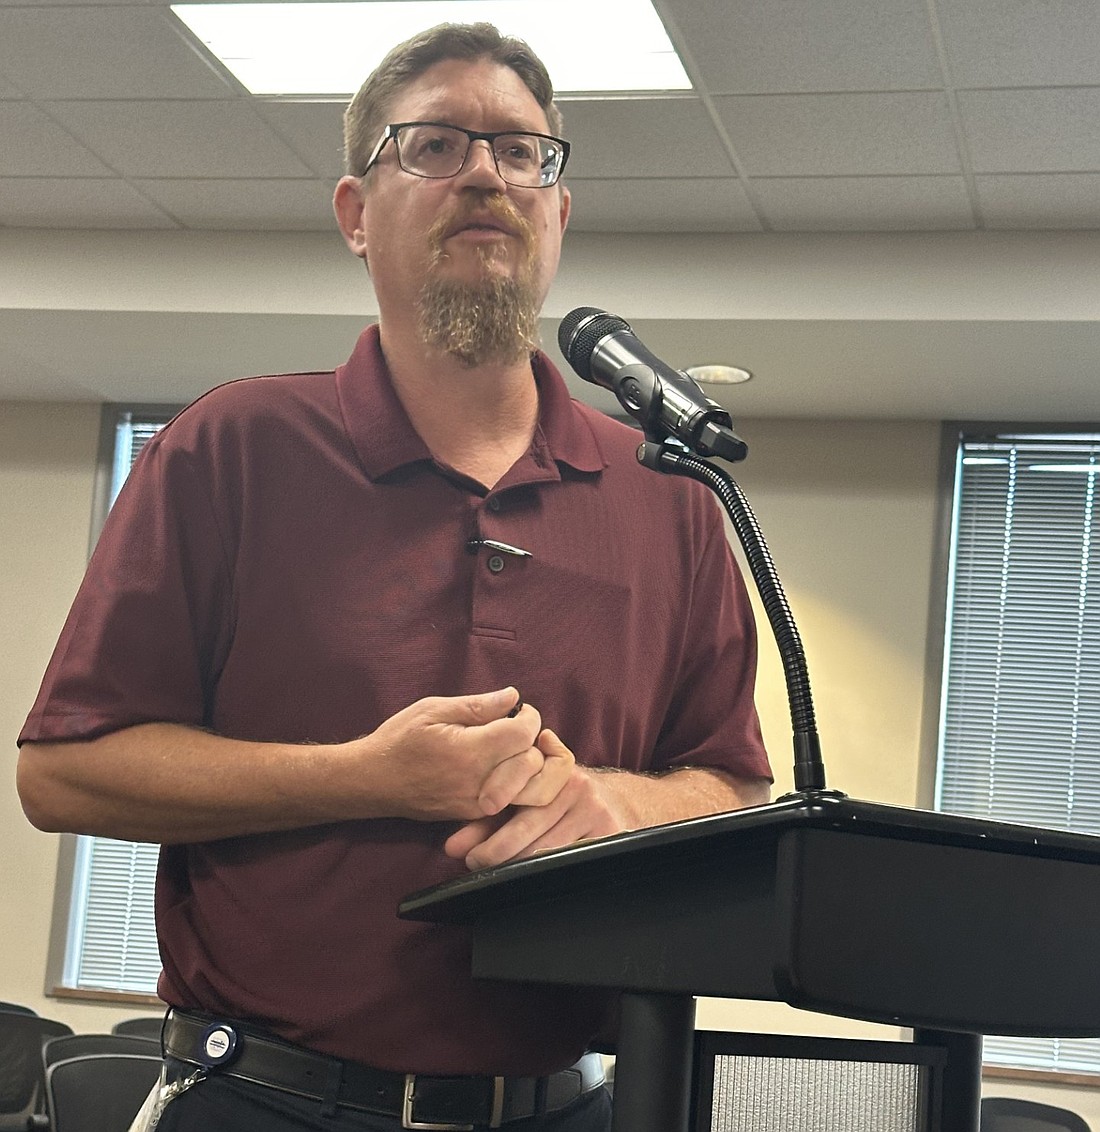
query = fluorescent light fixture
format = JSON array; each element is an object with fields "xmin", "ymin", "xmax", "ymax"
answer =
[{"xmin": 172, "ymin": 1, "xmax": 692, "ymax": 97}]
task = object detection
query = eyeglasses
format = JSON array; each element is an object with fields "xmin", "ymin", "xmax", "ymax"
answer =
[{"xmin": 361, "ymin": 121, "xmax": 570, "ymax": 188}]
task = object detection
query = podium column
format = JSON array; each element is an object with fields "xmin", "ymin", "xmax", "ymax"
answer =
[
  {"xmin": 611, "ymin": 992, "xmax": 696, "ymax": 1132},
  {"xmin": 915, "ymin": 1029, "xmax": 982, "ymax": 1132}
]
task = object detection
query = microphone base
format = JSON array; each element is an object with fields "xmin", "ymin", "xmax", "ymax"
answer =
[{"xmin": 776, "ymin": 788, "xmax": 849, "ymax": 805}]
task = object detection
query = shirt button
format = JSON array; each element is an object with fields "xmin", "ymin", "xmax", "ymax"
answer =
[
  {"xmin": 487, "ymin": 555, "xmax": 506, "ymax": 574},
  {"xmin": 487, "ymin": 497, "xmax": 502, "ymax": 512}
]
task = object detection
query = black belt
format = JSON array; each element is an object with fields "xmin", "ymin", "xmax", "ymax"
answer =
[{"xmin": 163, "ymin": 1010, "xmax": 605, "ymax": 1129}]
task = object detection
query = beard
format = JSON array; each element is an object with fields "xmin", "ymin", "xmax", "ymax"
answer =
[{"xmin": 417, "ymin": 195, "xmax": 542, "ymax": 368}]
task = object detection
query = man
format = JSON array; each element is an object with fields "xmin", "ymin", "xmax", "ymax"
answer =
[{"xmin": 17, "ymin": 21, "xmax": 771, "ymax": 1132}]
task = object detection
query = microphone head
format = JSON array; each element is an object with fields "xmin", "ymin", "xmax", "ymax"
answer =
[{"xmin": 558, "ymin": 307, "xmax": 632, "ymax": 382}]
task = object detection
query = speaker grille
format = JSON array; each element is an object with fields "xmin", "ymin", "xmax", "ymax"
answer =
[
  {"xmin": 709, "ymin": 1054, "xmax": 928, "ymax": 1132},
  {"xmin": 557, "ymin": 307, "xmax": 631, "ymax": 381}
]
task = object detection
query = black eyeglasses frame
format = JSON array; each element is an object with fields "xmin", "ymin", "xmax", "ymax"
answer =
[{"xmin": 359, "ymin": 120, "xmax": 571, "ymax": 188}]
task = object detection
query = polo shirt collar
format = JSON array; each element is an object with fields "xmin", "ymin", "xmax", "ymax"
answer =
[{"xmin": 335, "ymin": 323, "xmax": 608, "ymax": 483}]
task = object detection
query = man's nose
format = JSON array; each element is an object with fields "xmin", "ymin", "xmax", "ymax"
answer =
[{"xmin": 456, "ymin": 139, "xmax": 507, "ymax": 189}]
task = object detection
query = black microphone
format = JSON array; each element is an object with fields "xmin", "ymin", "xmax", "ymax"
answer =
[{"xmin": 558, "ymin": 307, "xmax": 748, "ymax": 463}]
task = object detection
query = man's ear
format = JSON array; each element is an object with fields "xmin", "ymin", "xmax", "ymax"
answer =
[
  {"xmin": 558, "ymin": 184, "xmax": 571, "ymax": 234},
  {"xmin": 333, "ymin": 176, "xmax": 369, "ymax": 260}
]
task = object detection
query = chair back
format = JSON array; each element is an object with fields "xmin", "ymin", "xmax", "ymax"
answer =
[
  {"xmin": 110, "ymin": 1016, "xmax": 165, "ymax": 1041},
  {"xmin": 46, "ymin": 1054, "xmax": 163, "ymax": 1132},
  {"xmin": 44, "ymin": 1033, "xmax": 160, "ymax": 1069},
  {"xmin": 981, "ymin": 1096, "xmax": 1092, "ymax": 1132},
  {"xmin": 0, "ymin": 1013, "xmax": 74, "ymax": 1129},
  {"xmin": 0, "ymin": 1003, "xmax": 37, "ymax": 1016}
]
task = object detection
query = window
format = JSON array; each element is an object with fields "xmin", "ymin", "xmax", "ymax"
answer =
[
  {"xmin": 935, "ymin": 426, "xmax": 1100, "ymax": 1073},
  {"xmin": 64, "ymin": 836, "xmax": 161, "ymax": 994},
  {"xmin": 59, "ymin": 406, "xmax": 177, "ymax": 999}
]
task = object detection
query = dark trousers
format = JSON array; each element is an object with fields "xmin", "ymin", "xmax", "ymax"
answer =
[{"xmin": 155, "ymin": 1068, "xmax": 613, "ymax": 1132}]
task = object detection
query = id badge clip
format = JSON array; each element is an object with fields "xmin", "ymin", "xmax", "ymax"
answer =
[{"xmin": 196, "ymin": 1022, "xmax": 240, "ymax": 1069}]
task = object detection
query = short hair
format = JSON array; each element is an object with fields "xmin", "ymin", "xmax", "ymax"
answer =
[{"xmin": 343, "ymin": 22, "xmax": 564, "ymax": 176}]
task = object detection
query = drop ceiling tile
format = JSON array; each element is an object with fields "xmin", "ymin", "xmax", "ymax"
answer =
[
  {"xmin": 131, "ymin": 177, "xmax": 335, "ymax": 230},
  {"xmin": 566, "ymin": 177, "xmax": 762, "ymax": 232},
  {"xmin": 959, "ymin": 89, "xmax": 1100, "ymax": 173},
  {"xmin": 0, "ymin": 176, "xmax": 178, "ymax": 227},
  {"xmin": 0, "ymin": 101, "xmax": 114, "ymax": 175},
  {"xmin": 976, "ymin": 174, "xmax": 1100, "ymax": 229},
  {"xmin": 937, "ymin": 0, "xmax": 1100, "ymax": 87},
  {"xmin": 558, "ymin": 98, "xmax": 734, "ymax": 179},
  {"xmin": 45, "ymin": 100, "xmax": 316, "ymax": 177},
  {"xmin": 663, "ymin": 0, "xmax": 942, "ymax": 93},
  {"xmin": 253, "ymin": 101, "xmax": 347, "ymax": 179},
  {"xmin": 0, "ymin": 73, "xmax": 23, "ymax": 98},
  {"xmin": 0, "ymin": 7, "xmax": 235, "ymax": 99},
  {"xmin": 754, "ymin": 175, "xmax": 975, "ymax": 231},
  {"xmin": 714, "ymin": 92, "xmax": 961, "ymax": 176},
  {"xmin": 0, "ymin": 0, "xmax": 146, "ymax": 5}
]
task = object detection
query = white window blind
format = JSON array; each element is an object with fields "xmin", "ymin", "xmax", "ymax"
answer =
[
  {"xmin": 936, "ymin": 430, "xmax": 1100, "ymax": 1072},
  {"xmin": 65, "ymin": 836, "xmax": 162, "ymax": 993},
  {"xmin": 63, "ymin": 409, "xmax": 173, "ymax": 996}
]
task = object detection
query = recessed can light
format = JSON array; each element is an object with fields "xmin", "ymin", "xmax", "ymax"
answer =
[{"xmin": 685, "ymin": 364, "xmax": 752, "ymax": 385}]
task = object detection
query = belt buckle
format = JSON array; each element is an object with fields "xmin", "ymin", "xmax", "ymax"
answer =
[{"xmin": 402, "ymin": 1074, "xmax": 506, "ymax": 1130}]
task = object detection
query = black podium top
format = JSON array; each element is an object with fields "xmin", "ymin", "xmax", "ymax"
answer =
[{"xmin": 400, "ymin": 794, "xmax": 1100, "ymax": 1037}]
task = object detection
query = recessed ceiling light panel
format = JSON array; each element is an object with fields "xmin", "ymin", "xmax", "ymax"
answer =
[{"xmin": 172, "ymin": 1, "xmax": 692, "ymax": 97}]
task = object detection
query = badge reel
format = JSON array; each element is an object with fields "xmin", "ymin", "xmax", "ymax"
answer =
[{"xmin": 127, "ymin": 1023, "xmax": 239, "ymax": 1132}]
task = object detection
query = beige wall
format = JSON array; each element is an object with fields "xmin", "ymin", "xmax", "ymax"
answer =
[
  {"xmin": 1, "ymin": 400, "xmax": 95, "ymax": 1017},
  {"xmin": 3, "ymin": 401, "xmax": 1096, "ymax": 1118},
  {"xmin": 729, "ymin": 418, "xmax": 942, "ymax": 804},
  {"xmin": 1, "ymin": 400, "xmax": 159, "ymax": 1030}
]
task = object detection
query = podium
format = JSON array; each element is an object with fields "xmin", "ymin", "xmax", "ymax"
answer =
[{"xmin": 401, "ymin": 793, "xmax": 1100, "ymax": 1132}]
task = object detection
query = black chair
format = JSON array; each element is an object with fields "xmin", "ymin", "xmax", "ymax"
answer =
[
  {"xmin": 981, "ymin": 1096, "xmax": 1092, "ymax": 1132},
  {"xmin": 110, "ymin": 1016, "xmax": 165, "ymax": 1042},
  {"xmin": 0, "ymin": 1004, "xmax": 36, "ymax": 1017},
  {"xmin": 0, "ymin": 1013, "xmax": 74, "ymax": 1131},
  {"xmin": 46, "ymin": 1055, "xmax": 163, "ymax": 1132},
  {"xmin": 44, "ymin": 1032, "xmax": 161, "ymax": 1069}
]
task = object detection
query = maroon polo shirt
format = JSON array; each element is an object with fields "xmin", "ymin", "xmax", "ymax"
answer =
[{"xmin": 21, "ymin": 324, "xmax": 769, "ymax": 1075}]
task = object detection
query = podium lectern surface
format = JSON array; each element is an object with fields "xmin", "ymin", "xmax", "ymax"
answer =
[{"xmin": 400, "ymin": 795, "xmax": 1100, "ymax": 1037}]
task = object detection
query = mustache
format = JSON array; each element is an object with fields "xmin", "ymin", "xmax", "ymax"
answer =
[{"xmin": 428, "ymin": 192, "xmax": 536, "ymax": 259}]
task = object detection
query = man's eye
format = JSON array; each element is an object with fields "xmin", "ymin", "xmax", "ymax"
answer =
[
  {"xmin": 500, "ymin": 139, "xmax": 537, "ymax": 163},
  {"xmin": 406, "ymin": 130, "xmax": 460, "ymax": 160}
]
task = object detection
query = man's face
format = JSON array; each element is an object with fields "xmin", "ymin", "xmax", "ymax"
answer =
[{"xmin": 335, "ymin": 57, "xmax": 570, "ymax": 363}]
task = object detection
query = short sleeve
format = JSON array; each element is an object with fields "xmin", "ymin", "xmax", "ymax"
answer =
[{"xmin": 19, "ymin": 424, "xmax": 235, "ymax": 745}]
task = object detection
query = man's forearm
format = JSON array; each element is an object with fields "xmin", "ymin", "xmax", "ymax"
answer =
[
  {"xmin": 592, "ymin": 765, "xmax": 771, "ymax": 830},
  {"xmin": 17, "ymin": 722, "xmax": 370, "ymax": 844},
  {"xmin": 16, "ymin": 689, "xmax": 548, "ymax": 844}
]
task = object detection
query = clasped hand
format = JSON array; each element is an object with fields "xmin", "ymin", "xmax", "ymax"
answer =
[
  {"xmin": 445, "ymin": 723, "xmax": 626, "ymax": 870},
  {"xmin": 366, "ymin": 687, "xmax": 624, "ymax": 870}
]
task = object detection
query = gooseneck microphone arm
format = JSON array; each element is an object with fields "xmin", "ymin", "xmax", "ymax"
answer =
[
  {"xmin": 558, "ymin": 306, "xmax": 834, "ymax": 796},
  {"xmin": 639, "ymin": 442, "xmax": 827, "ymax": 794}
]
